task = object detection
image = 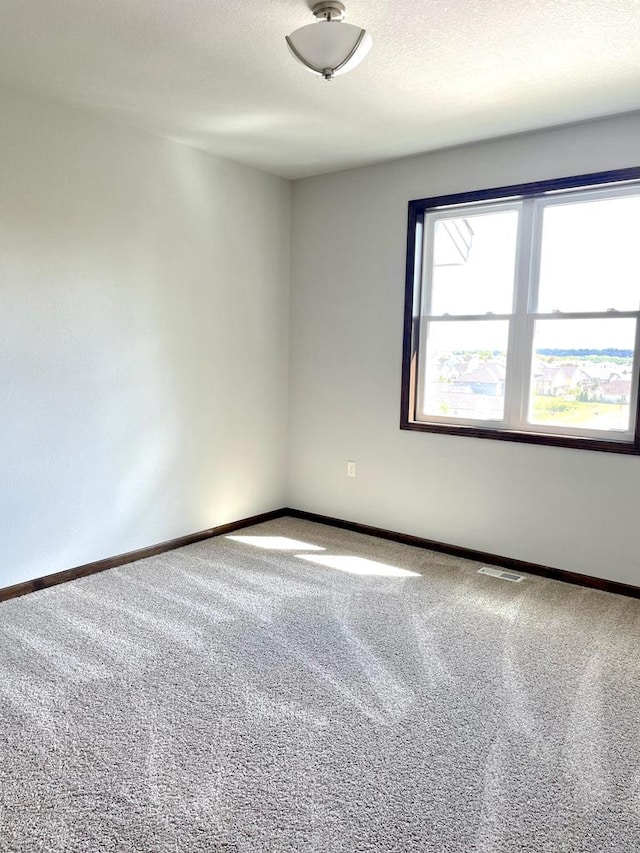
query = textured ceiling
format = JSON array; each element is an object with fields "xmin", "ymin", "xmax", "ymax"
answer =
[{"xmin": 1, "ymin": 0, "xmax": 640, "ymax": 178}]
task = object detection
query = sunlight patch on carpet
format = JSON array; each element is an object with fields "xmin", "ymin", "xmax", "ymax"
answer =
[
  {"xmin": 226, "ymin": 535, "xmax": 325, "ymax": 551},
  {"xmin": 296, "ymin": 554, "xmax": 420, "ymax": 578}
]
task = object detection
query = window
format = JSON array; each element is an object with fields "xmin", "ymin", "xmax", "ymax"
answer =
[{"xmin": 401, "ymin": 168, "xmax": 640, "ymax": 453}]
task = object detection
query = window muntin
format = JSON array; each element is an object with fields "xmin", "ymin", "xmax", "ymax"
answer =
[{"xmin": 401, "ymin": 169, "xmax": 640, "ymax": 453}]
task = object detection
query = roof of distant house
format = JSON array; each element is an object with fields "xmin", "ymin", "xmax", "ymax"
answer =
[
  {"xmin": 462, "ymin": 364, "xmax": 506, "ymax": 384},
  {"xmin": 535, "ymin": 365, "xmax": 587, "ymax": 381},
  {"xmin": 600, "ymin": 379, "xmax": 632, "ymax": 396}
]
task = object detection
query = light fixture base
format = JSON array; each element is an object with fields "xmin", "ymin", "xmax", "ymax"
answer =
[{"xmin": 312, "ymin": 1, "xmax": 346, "ymax": 22}]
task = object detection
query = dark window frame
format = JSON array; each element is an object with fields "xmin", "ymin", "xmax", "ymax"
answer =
[{"xmin": 400, "ymin": 167, "xmax": 640, "ymax": 454}]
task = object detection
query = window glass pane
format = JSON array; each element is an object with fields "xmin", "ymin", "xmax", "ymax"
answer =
[
  {"xmin": 537, "ymin": 194, "xmax": 640, "ymax": 312},
  {"xmin": 420, "ymin": 321, "xmax": 509, "ymax": 421},
  {"xmin": 528, "ymin": 318, "xmax": 636, "ymax": 432},
  {"xmin": 429, "ymin": 210, "xmax": 519, "ymax": 315}
]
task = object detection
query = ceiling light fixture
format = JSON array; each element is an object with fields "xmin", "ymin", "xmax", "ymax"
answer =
[{"xmin": 285, "ymin": 2, "xmax": 372, "ymax": 81}]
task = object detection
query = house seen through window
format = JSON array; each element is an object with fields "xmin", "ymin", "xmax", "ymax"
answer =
[{"xmin": 401, "ymin": 168, "xmax": 640, "ymax": 453}]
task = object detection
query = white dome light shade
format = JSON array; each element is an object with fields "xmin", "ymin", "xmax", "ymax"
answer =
[{"xmin": 286, "ymin": 20, "xmax": 372, "ymax": 80}]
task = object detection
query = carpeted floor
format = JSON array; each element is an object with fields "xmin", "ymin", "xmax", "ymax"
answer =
[{"xmin": 0, "ymin": 516, "xmax": 639, "ymax": 852}]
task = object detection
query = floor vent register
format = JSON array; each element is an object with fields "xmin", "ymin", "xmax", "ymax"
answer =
[{"xmin": 477, "ymin": 566, "xmax": 525, "ymax": 583}]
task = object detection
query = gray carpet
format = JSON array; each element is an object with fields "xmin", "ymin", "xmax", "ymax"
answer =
[{"xmin": 1, "ymin": 517, "xmax": 639, "ymax": 852}]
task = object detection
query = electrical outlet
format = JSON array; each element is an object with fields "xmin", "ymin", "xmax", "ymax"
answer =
[{"xmin": 347, "ymin": 460, "xmax": 356, "ymax": 478}]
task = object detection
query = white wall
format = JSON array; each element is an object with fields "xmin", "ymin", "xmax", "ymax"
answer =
[
  {"xmin": 289, "ymin": 112, "xmax": 640, "ymax": 586},
  {"xmin": 1, "ymin": 90, "xmax": 290, "ymax": 588},
  {"xmin": 4, "ymin": 92, "xmax": 640, "ymax": 592}
]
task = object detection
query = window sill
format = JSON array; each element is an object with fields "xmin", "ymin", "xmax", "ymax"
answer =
[{"xmin": 400, "ymin": 418, "xmax": 640, "ymax": 454}]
